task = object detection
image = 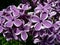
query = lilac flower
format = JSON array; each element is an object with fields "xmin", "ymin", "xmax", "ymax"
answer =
[
  {"xmin": 0, "ymin": 0, "xmax": 60, "ymax": 45},
  {"xmin": 17, "ymin": 4, "xmax": 31, "ymax": 15},
  {"xmin": 56, "ymin": 30, "xmax": 60, "ymax": 43},
  {"xmin": 4, "ymin": 13, "xmax": 22, "ymax": 27},
  {"xmin": 34, "ymin": 3, "xmax": 51, "ymax": 14},
  {"xmin": 10, "ymin": 5, "xmax": 20, "ymax": 17},
  {"xmin": 55, "ymin": 0, "xmax": 60, "ymax": 13},
  {"xmin": 0, "ymin": 11, "xmax": 5, "ymax": 33},
  {"xmin": 15, "ymin": 23, "xmax": 30, "ymax": 41},
  {"xmin": 52, "ymin": 21, "xmax": 60, "ymax": 31},
  {"xmin": 33, "ymin": 31, "xmax": 55, "ymax": 45},
  {"xmin": 31, "ymin": 12, "xmax": 52, "ymax": 31},
  {"xmin": 3, "ymin": 28, "xmax": 18, "ymax": 41}
]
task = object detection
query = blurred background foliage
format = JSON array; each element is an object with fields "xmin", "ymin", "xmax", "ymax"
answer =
[{"xmin": 0, "ymin": 0, "xmax": 36, "ymax": 45}]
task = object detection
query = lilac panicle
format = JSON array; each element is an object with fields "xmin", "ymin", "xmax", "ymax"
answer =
[{"xmin": 0, "ymin": 0, "xmax": 60, "ymax": 45}]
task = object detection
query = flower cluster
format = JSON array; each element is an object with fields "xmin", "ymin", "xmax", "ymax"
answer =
[{"xmin": 0, "ymin": 0, "xmax": 60, "ymax": 45}]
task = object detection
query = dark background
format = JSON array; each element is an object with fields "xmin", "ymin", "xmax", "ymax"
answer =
[{"xmin": 0, "ymin": 0, "xmax": 21, "ymax": 10}]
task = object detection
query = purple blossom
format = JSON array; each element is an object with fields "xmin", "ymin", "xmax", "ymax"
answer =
[
  {"xmin": 34, "ymin": 3, "xmax": 52, "ymax": 13},
  {"xmin": 33, "ymin": 30, "xmax": 55, "ymax": 45},
  {"xmin": 0, "ymin": 11, "xmax": 5, "ymax": 33},
  {"xmin": 17, "ymin": 3, "xmax": 31, "ymax": 15},
  {"xmin": 0, "ymin": 0, "xmax": 60, "ymax": 45},
  {"xmin": 15, "ymin": 23, "xmax": 30, "ymax": 41},
  {"xmin": 31, "ymin": 12, "xmax": 52, "ymax": 31},
  {"xmin": 4, "ymin": 12, "xmax": 22, "ymax": 27},
  {"xmin": 3, "ymin": 28, "xmax": 18, "ymax": 41}
]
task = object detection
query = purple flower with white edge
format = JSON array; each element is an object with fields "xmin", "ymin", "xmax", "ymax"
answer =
[
  {"xmin": 31, "ymin": 12, "xmax": 52, "ymax": 31},
  {"xmin": 4, "ymin": 12, "xmax": 22, "ymax": 27},
  {"xmin": 56, "ymin": 30, "xmax": 60, "ymax": 43},
  {"xmin": 34, "ymin": 2, "xmax": 52, "ymax": 14},
  {"xmin": 15, "ymin": 22, "xmax": 30, "ymax": 41},
  {"xmin": 52, "ymin": 21, "xmax": 60, "ymax": 30},
  {"xmin": 0, "ymin": 11, "xmax": 5, "ymax": 33},
  {"xmin": 3, "ymin": 28, "xmax": 18, "ymax": 41},
  {"xmin": 10, "ymin": 5, "xmax": 20, "ymax": 17},
  {"xmin": 49, "ymin": 11, "xmax": 57, "ymax": 18},
  {"xmin": 33, "ymin": 31, "xmax": 55, "ymax": 45},
  {"xmin": 17, "ymin": 3, "xmax": 31, "ymax": 15}
]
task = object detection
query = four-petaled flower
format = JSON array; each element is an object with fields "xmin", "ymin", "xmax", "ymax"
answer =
[{"xmin": 31, "ymin": 12, "xmax": 52, "ymax": 31}]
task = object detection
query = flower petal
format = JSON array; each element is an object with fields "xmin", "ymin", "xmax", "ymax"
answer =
[
  {"xmin": 35, "ymin": 4, "xmax": 43, "ymax": 11},
  {"xmin": 5, "ymin": 14, "xmax": 13, "ymax": 21},
  {"xmin": 55, "ymin": 21, "xmax": 60, "ymax": 25},
  {"xmin": 31, "ymin": 15, "xmax": 40, "ymax": 23},
  {"xmin": 21, "ymin": 32, "xmax": 28, "ymax": 41},
  {"xmin": 33, "ymin": 38, "xmax": 40, "ymax": 44},
  {"xmin": 15, "ymin": 28, "xmax": 22, "ymax": 35},
  {"xmin": 47, "ymin": 35, "xmax": 55, "ymax": 43},
  {"xmin": 4, "ymin": 21, "xmax": 13, "ymax": 27},
  {"xmin": 34, "ymin": 4, "xmax": 43, "ymax": 13},
  {"xmin": 10, "ymin": 5, "xmax": 19, "ymax": 17},
  {"xmin": 0, "ymin": 26, "xmax": 3, "ymax": 33},
  {"xmin": 49, "ymin": 11, "xmax": 57, "ymax": 17},
  {"xmin": 0, "ymin": 17, "xmax": 5, "ymax": 24},
  {"xmin": 40, "ymin": 12, "xmax": 48, "ymax": 21},
  {"xmin": 53, "ymin": 24, "xmax": 59, "ymax": 30},
  {"xmin": 34, "ymin": 23, "xmax": 42, "ymax": 31},
  {"xmin": 14, "ymin": 19, "xmax": 22, "ymax": 27},
  {"xmin": 42, "ymin": 20, "xmax": 52, "ymax": 28}
]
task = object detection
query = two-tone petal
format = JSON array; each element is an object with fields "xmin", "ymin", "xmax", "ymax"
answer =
[
  {"xmin": 34, "ymin": 23, "xmax": 42, "ymax": 31},
  {"xmin": 42, "ymin": 20, "xmax": 52, "ymax": 28},
  {"xmin": 13, "ymin": 19, "xmax": 22, "ymax": 27},
  {"xmin": 21, "ymin": 32, "xmax": 28, "ymax": 41},
  {"xmin": 4, "ymin": 21, "xmax": 13, "ymax": 27}
]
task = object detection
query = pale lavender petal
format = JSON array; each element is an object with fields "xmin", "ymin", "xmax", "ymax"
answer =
[
  {"xmin": 0, "ymin": 17, "xmax": 5, "ymax": 24},
  {"xmin": 40, "ymin": 12, "xmax": 48, "ymax": 21},
  {"xmin": 21, "ymin": 32, "xmax": 28, "ymax": 41},
  {"xmin": 23, "ymin": 4, "xmax": 31, "ymax": 10},
  {"xmin": 33, "ymin": 38, "xmax": 40, "ymax": 44},
  {"xmin": 49, "ymin": 11, "xmax": 57, "ymax": 17},
  {"xmin": 31, "ymin": 15, "xmax": 40, "ymax": 23},
  {"xmin": 13, "ymin": 33, "xmax": 18, "ymax": 40},
  {"xmin": 18, "ymin": 4, "xmax": 31, "ymax": 10},
  {"xmin": 44, "ymin": 3, "xmax": 51, "ymax": 10},
  {"xmin": 15, "ymin": 28, "xmax": 22, "ymax": 35},
  {"xmin": 34, "ymin": 4, "xmax": 43, "ymax": 13},
  {"xmin": 14, "ymin": 19, "xmax": 22, "ymax": 27},
  {"xmin": 53, "ymin": 24, "xmax": 59, "ymax": 30},
  {"xmin": 4, "ymin": 21, "xmax": 13, "ymax": 27},
  {"xmin": 55, "ymin": 21, "xmax": 60, "ymax": 25},
  {"xmin": 34, "ymin": 23, "xmax": 42, "ymax": 31},
  {"xmin": 0, "ymin": 26, "xmax": 3, "ymax": 33},
  {"xmin": 5, "ymin": 14, "xmax": 13, "ymax": 21},
  {"xmin": 42, "ymin": 20, "xmax": 52, "ymax": 28},
  {"xmin": 35, "ymin": 4, "xmax": 43, "ymax": 11},
  {"xmin": 11, "ymin": 5, "xmax": 19, "ymax": 17}
]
